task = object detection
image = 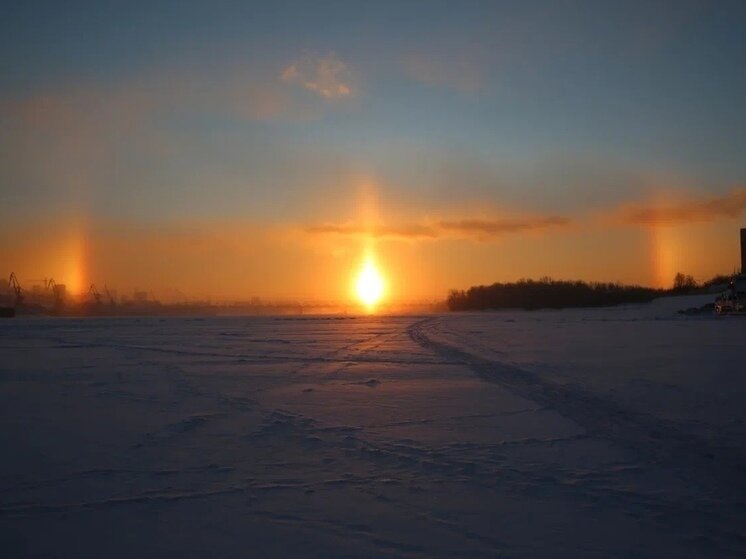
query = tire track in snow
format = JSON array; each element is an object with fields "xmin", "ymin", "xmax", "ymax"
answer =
[
  {"xmin": 407, "ymin": 317, "xmax": 746, "ymax": 499},
  {"xmin": 408, "ymin": 316, "xmax": 746, "ymax": 554}
]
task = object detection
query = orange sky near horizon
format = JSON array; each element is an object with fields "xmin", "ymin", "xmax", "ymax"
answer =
[{"xmin": 2, "ymin": 189, "xmax": 744, "ymax": 305}]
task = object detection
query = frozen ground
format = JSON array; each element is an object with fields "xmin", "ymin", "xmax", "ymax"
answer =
[{"xmin": 1, "ymin": 296, "xmax": 745, "ymax": 558}]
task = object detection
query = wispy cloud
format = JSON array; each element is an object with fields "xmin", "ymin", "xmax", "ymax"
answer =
[
  {"xmin": 305, "ymin": 215, "xmax": 570, "ymax": 241},
  {"xmin": 1, "ymin": 49, "xmax": 363, "ymax": 137},
  {"xmin": 281, "ymin": 52, "xmax": 356, "ymax": 100},
  {"xmin": 0, "ymin": 62, "xmax": 343, "ymax": 215},
  {"xmin": 619, "ymin": 188, "xmax": 746, "ymax": 225},
  {"xmin": 439, "ymin": 216, "xmax": 570, "ymax": 236},
  {"xmin": 1, "ymin": 67, "xmax": 322, "ymax": 131},
  {"xmin": 306, "ymin": 223, "xmax": 438, "ymax": 240}
]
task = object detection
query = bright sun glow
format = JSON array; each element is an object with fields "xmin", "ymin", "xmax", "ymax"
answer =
[{"xmin": 355, "ymin": 258, "xmax": 385, "ymax": 309}]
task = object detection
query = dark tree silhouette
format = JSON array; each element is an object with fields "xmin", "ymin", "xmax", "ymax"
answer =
[
  {"xmin": 447, "ymin": 278, "xmax": 664, "ymax": 311},
  {"xmin": 673, "ymin": 273, "xmax": 697, "ymax": 293}
]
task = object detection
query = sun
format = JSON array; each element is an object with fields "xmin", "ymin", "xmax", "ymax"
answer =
[{"xmin": 355, "ymin": 258, "xmax": 385, "ymax": 309}]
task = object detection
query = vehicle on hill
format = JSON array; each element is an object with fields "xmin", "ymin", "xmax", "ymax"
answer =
[{"xmin": 715, "ymin": 274, "xmax": 746, "ymax": 314}]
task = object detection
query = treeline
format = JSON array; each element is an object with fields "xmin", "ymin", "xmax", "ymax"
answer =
[
  {"xmin": 674, "ymin": 271, "xmax": 735, "ymax": 292},
  {"xmin": 446, "ymin": 278, "xmax": 665, "ymax": 311}
]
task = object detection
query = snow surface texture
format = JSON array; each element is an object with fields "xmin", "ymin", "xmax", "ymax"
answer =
[{"xmin": 1, "ymin": 296, "xmax": 745, "ymax": 558}]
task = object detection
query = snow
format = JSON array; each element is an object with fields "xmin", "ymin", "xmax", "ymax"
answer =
[{"xmin": 1, "ymin": 297, "xmax": 745, "ymax": 558}]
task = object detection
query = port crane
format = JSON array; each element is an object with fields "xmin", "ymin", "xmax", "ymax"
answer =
[
  {"xmin": 8, "ymin": 273, "xmax": 24, "ymax": 306},
  {"xmin": 88, "ymin": 284, "xmax": 102, "ymax": 305},
  {"xmin": 44, "ymin": 278, "xmax": 65, "ymax": 306},
  {"xmin": 104, "ymin": 285, "xmax": 116, "ymax": 306}
]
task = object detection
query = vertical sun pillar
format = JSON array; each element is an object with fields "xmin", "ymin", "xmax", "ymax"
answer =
[{"xmin": 355, "ymin": 252, "xmax": 385, "ymax": 312}]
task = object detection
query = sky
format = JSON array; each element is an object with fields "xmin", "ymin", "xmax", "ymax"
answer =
[{"xmin": 1, "ymin": 0, "xmax": 746, "ymax": 304}]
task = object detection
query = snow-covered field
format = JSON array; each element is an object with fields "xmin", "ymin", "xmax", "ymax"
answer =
[{"xmin": 1, "ymin": 296, "xmax": 745, "ymax": 558}]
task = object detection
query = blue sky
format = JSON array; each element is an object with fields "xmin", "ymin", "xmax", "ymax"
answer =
[{"xmin": 2, "ymin": 1, "xmax": 746, "ymax": 298}]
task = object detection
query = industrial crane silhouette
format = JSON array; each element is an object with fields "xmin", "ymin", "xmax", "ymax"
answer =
[
  {"xmin": 88, "ymin": 284, "xmax": 102, "ymax": 305},
  {"xmin": 44, "ymin": 278, "xmax": 65, "ymax": 307},
  {"xmin": 104, "ymin": 285, "xmax": 116, "ymax": 306},
  {"xmin": 8, "ymin": 273, "xmax": 23, "ymax": 307}
]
